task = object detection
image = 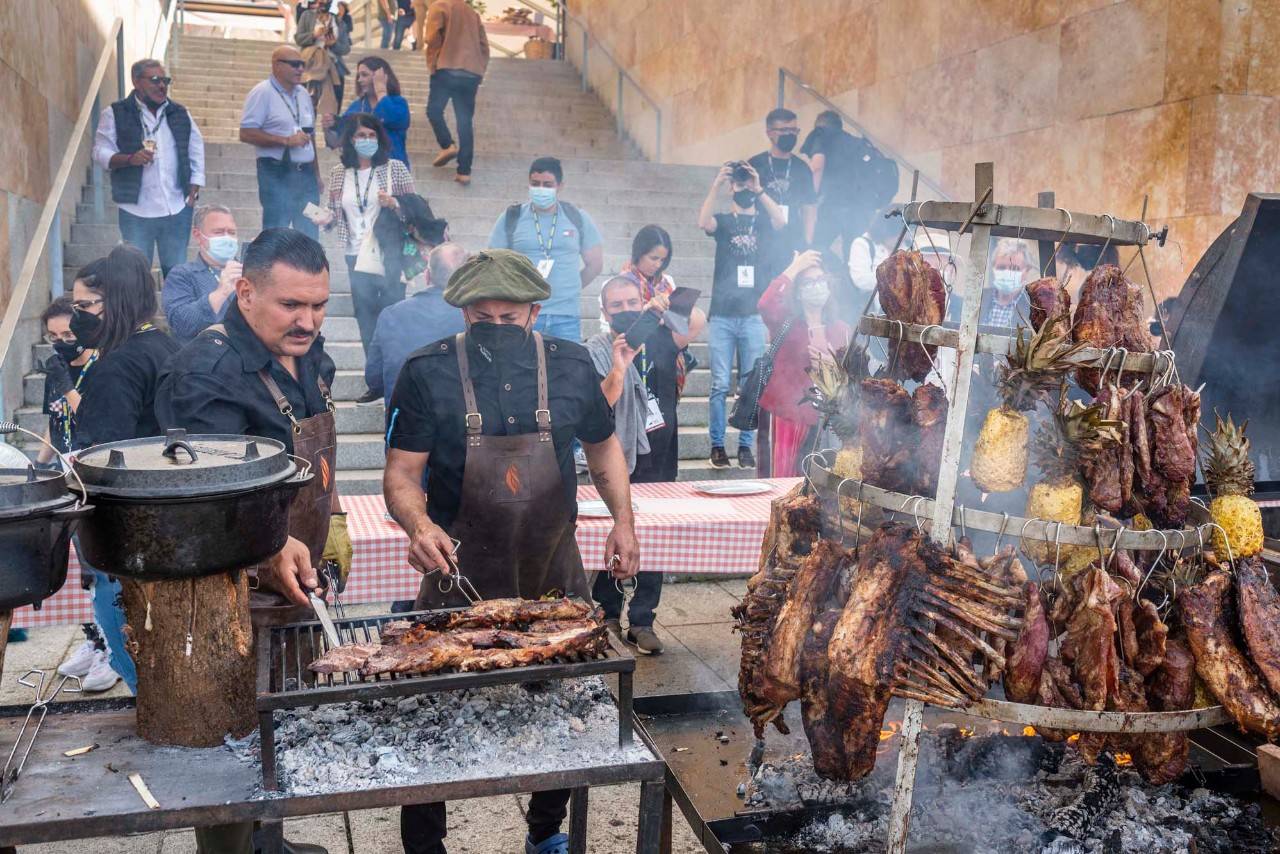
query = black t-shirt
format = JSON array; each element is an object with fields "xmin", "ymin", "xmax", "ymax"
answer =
[
  {"xmin": 748, "ymin": 151, "xmax": 816, "ymax": 277},
  {"xmin": 73, "ymin": 327, "xmax": 180, "ymax": 450},
  {"xmin": 155, "ymin": 299, "xmax": 337, "ymax": 455},
  {"xmin": 707, "ymin": 212, "xmax": 773, "ymax": 318},
  {"xmin": 385, "ymin": 333, "xmax": 615, "ymax": 531},
  {"xmin": 805, "ymin": 128, "xmax": 865, "ymax": 203}
]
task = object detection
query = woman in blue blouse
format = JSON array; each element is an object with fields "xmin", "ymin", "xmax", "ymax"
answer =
[{"xmin": 322, "ymin": 56, "xmax": 411, "ymax": 165}]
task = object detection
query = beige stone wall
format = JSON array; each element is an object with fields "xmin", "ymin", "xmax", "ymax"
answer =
[
  {"xmin": 0, "ymin": 0, "xmax": 172, "ymax": 411},
  {"xmin": 570, "ymin": 0, "xmax": 1280, "ymax": 300}
]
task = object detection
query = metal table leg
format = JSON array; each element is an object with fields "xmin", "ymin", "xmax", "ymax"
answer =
[
  {"xmin": 256, "ymin": 819, "xmax": 285, "ymax": 854},
  {"xmin": 569, "ymin": 787, "xmax": 589, "ymax": 854},
  {"xmin": 636, "ymin": 780, "xmax": 664, "ymax": 854},
  {"xmin": 659, "ymin": 786, "xmax": 673, "ymax": 854}
]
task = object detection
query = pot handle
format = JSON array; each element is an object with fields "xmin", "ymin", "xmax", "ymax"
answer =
[
  {"xmin": 162, "ymin": 438, "xmax": 199, "ymax": 464},
  {"xmin": 288, "ymin": 454, "xmax": 313, "ymax": 479},
  {"xmin": 51, "ymin": 503, "xmax": 94, "ymax": 521}
]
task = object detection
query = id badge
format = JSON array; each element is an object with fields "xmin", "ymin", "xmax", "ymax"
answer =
[
  {"xmin": 644, "ymin": 393, "xmax": 666, "ymax": 433},
  {"xmin": 778, "ymin": 204, "xmax": 790, "ymax": 225},
  {"xmin": 737, "ymin": 265, "xmax": 755, "ymax": 288},
  {"xmin": 537, "ymin": 258, "xmax": 555, "ymax": 278}
]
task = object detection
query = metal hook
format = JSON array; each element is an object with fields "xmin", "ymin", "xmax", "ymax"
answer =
[
  {"xmin": 994, "ymin": 512, "xmax": 1011, "ymax": 550},
  {"xmin": 1205, "ymin": 522, "xmax": 1235, "ymax": 565},
  {"xmin": 1099, "ymin": 214, "xmax": 1116, "ymax": 265},
  {"xmin": 1019, "ymin": 516, "xmax": 1040, "ymax": 562},
  {"xmin": 1041, "ymin": 208, "xmax": 1075, "ymax": 277},
  {"xmin": 1138, "ymin": 529, "xmax": 1170, "ymax": 597},
  {"xmin": 915, "ymin": 324, "xmax": 950, "ymax": 396},
  {"xmin": 957, "ymin": 504, "xmax": 968, "ymax": 542},
  {"xmin": 835, "ymin": 476, "xmax": 859, "ymax": 546}
]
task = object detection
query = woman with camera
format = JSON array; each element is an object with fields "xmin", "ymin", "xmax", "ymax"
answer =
[{"xmin": 697, "ymin": 160, "xmax": 786, "ymax": 470}]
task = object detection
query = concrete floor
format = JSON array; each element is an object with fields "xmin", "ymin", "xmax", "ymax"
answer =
[{"xmin": 3, "ymin": 579, "xmax": 747, "ymax": 853}]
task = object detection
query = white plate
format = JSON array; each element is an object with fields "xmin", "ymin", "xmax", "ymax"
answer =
[
  {"xmin": 694, "ymin": 481, "xmax": 773, "ymax": 496},
  {"xmin": 577, "ymin": 500, "xmax": 639, "ymax": 518}
]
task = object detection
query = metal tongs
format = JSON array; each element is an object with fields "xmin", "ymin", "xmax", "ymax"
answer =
[
  {"xmin": 308, "ymin": 560, "xmax": 349, "ymax": 649},
  {"xmin": 421, "ymin": 538, "xmax": 482, "ymax": 604},
  {"xmin": 2, "ymin": 669, "xmax": 82, "ymax": 803}
]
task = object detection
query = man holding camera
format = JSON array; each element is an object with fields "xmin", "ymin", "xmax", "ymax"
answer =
[
  {"xmin": 696, "ymin": 161, "xmax": 786, "ymax": 470},
  {"xmin": 748, "ymin": 108, "xmax": 816, "ymax": 283}
]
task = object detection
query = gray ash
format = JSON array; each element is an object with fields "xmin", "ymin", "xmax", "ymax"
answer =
[
  {"xmin": 238, "ymin": 677, "xmax": 651, "ymax": 795},
  {"xmin": 736, "ymin": 732, "xmax": 1278, "ymax": 853}
]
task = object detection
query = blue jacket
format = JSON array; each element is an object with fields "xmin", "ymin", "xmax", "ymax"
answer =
[
  {"xmin": 366, "ymin": 288, "xmax": 466, "ymax": 406},
  {"xmin": 162, "ymin": 256, "xmax": 227, "ymax": 344},
  {"xmin": 342, "ymin": 94, "xmax": 411, "ymax": 165}
]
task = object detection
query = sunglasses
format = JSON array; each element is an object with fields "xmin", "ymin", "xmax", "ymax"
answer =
[
  {"xmin": 71, "ymin": 297, "xmax": 105, "ymax": 312},
  {"xmin": 276, "ymin": 59, "xmax": 306, "ymax": 69},
  {"xmin": 144, "ymin": 75, "xmax": 173, "ymax": 86}
]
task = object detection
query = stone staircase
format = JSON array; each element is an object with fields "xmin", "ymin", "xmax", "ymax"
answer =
[{"xmin": 19, "ymin": 34, "xmax": 753, "ymax": 493}]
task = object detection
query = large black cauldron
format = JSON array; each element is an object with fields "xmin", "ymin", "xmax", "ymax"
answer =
[{"xmin": 0, "ymin": 466, "xmax": 89, "ymax": 611}]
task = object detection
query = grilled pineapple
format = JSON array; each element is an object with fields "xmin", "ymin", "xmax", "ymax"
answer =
[
  {"xmin": 1204, "ymin": 413, "xmax": 1263, "ymax": 559},
  {"xmin": 1022, "ymin": 398, "xmax": 1122, "ymax": 564},
  {"xmin": 971, "ymin": 324, "xmax": 1085, "ymax": 493}
]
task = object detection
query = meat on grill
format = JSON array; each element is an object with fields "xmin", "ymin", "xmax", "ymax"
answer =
[
  {"xmin": 1180, "ymin": 571, "xmax": 1280, "ymax": 739},
  {"xmin": 1083, "ymin": 385, "xmax": 1127, "ymax": 514},
  {"xmin": 404, "ymin": 597, "xmax": 595, "ymax": 632},
  {"xmin": 754, "ymin": 539, "xmax": 851, "ymax": 730},
  {"xmin": 910, "ymin": 383, "xmax": 948, "ymax": 497},
  {"xmin": 309, "ymin": 642, "xmax": 382, "ymax": 674},
  {"xmin": 1235, "ymin": 556, "xmax": 1280, "ymax": 700},
  {"xmin": 733, "ymin": 485, "xmax": 824, "ymax": 737},
  {"xmin": 800, "ymin": 608, "xmax": 847, "ymax": 780},
  {"xmin": 1140, "ymin": 635, "xmax": 1195, "ymax": 785},
  {"xmin": 875, "ymin": 249, "xmax": 946, "ymax": 382},
  {"xmin": 826, "ymin": 524, "xmax": 1023, "ymax": 780},
  {"xmin": 1026, "ymin": 276, "xmax": 1072, "ymax": 338},
  {"xmin": 1131, "ymin": 598, "xmax": 1168, "ymax": 677},
  {"xmin": 857, "ymin": 378, "xmax": 915, "ymax": 493},
  {"xmin": 1063, "ymin": 567, "xmax": 1119, "ymax": 713},
  {"xmin": 1070, "ymin": 265, "xmax": 1152, "ymax": 395},
  {"xmin": 1140, "ymin": 384, "xmax": 1198, "ymax": 527},
  {"xmin": 1004, "ymin": 582, "xmax": 1048, "ymax": 704}
]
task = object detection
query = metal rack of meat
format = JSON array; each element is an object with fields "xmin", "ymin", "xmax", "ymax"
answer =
[
  {"xmin": 777, "ymin": 162, "xmax": 1236, "ymax": 854},
  {"xmin": 254, "ymin": 603, "xmax": 636, "ymax": 792}
]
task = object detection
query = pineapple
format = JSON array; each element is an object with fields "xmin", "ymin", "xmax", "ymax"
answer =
[
  {"xmin": 1203, "ymin": 413, "xmax": 1263, "ymax": 559},
  {"xmin": 1023, "ymin": 398, "xmax": 1122, "ymax": 564},
  {"xmin": 971, "ymin": 324, "xmax": 1086, "ymax": 493}
]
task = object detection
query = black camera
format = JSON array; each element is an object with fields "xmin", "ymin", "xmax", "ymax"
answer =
[{"xmin": 727, "ymin": 160, "xmax": 753, "ymax": 184}]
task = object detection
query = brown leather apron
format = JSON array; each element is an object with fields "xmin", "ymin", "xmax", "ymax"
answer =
[
  {"xmin": 415, "ymin": 332, "xmax": 590, "ymax": 609},
  {"xmin": 249, "ymin": 368, "xmax": 338, "ymax": 623}
]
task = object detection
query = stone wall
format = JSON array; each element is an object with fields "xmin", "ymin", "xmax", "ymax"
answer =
[
  {"xmin": 0, "ymin": 0, "xmax": 173, "ymax": 414},
  {"xmin": 569, "ymin": 0, "xmax": 1280, "ymax": 299}
]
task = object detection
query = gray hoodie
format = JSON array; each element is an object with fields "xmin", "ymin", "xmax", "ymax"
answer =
[{"xmin": 584, "ymin": 330, "xmax": 650, "ymax": 473}]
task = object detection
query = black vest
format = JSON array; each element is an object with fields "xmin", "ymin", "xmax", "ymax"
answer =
[{"xmin": 109, "ymin": 94, "xmax": 193, "ymax": 205}]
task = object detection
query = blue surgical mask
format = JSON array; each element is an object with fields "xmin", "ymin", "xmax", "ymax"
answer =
[
  {"xmin": 205, "ymin": 234, "xmax": 238, "ymax": 265},
  {"xmin": 992, "ymin": 268, "xmax": 1024, "ymax": 294},
  {"xmin": 353, "ymin": 138, "xmax": 380, "ymax": 159},
  {"xmin": 529, "ymin": 186, "xmax": 557, "ymax": 208}
]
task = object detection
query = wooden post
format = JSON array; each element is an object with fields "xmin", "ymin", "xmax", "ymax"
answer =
[
  {"xmin": 889, "ymin": 163, "xmax": 998, "ymax": 854},
  {"xmin": 0, "ymin": 610, "xmax": 12, "ymax": 681},
  {"xmin": 119, "ymin": 573, "xmax": 257, "ymax": 746}
]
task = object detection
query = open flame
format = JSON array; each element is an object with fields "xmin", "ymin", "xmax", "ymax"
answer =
[
  {"xmin": 1114, "ymin": 752, "xmax": 1133, "ymax": 766},
  {"xmin": 879, "ymin": 721, "xmax": 901, "ymax": 741}
]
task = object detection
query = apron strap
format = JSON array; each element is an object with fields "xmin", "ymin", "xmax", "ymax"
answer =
[
  {"xmin": 455, "ymin": 333, "xmax": 483, "ymax": 445},
  {"xmin": 532, "ymin": 332, "xmax": 551, "ymax": 437},
  {"xmin": 257, "ymin": 369, "xmax": 302, "ymax": 434}
]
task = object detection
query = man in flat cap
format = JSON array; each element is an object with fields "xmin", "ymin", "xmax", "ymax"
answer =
[{"xmin": 383, "ymin": 249, "xmax": 639, "ymax": 854}]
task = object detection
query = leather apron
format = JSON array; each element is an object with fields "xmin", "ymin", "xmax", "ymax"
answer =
[
  {"xmin": 249, "ymin": 368, "xmax": 338, "ymax": 623},
  {"xmin": 415, "ymin": 332, "xmax": 591, "ymax": 609}
]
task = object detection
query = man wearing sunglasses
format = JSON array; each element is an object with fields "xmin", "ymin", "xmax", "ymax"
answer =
[
  {"xmin": 240, "ymin": 45, "xmax": 322, "ymax": 238},
  {"xmin": 92, "ymin": 58, "xmax": 205, "ymax": 278}
]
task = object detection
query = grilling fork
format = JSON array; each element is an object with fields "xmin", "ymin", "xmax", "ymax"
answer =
[{"xmin": 2, "ymin": 669, "xmax": 81, "ymax": 803}]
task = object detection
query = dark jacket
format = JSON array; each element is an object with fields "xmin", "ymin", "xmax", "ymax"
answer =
[{"xmin": 109, "ymin": 94, "xmax": 193, "ymax": 204}]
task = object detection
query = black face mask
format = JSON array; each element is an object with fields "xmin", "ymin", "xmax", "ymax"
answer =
[
  {"xmin": 733, "ymin": 189, "xmax": 757, "ymax": 209},
  {"xmin": 469, "ymin": 321, "xmax": 529, "ymax": 356},
  {"xmin": 52, "ymin": 340, "xmax": 84, "ymax": 363},
  {"xmin": 608, "ymin": 311, "xmax": 642, "ymax": 336},
  {"xmin": 776, "ymin": 132, "xmax": 797, "ymax": 153},
  {"xmin": 69, "ymin": 311, "xmax": 103, "ymax": 348}
]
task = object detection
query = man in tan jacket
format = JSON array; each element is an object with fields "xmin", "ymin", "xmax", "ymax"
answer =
[{"xmin": 424, "ymin": 0, "xmax": 489, "ymax": 185}]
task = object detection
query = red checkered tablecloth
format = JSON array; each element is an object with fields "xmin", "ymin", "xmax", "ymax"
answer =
[{"xmin": 12, "ymin": 478, "xmax": 797, "ymax": 628}]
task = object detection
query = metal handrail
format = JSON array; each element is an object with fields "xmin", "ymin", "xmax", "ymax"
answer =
[
  {"xmin": 0, "ymin": 18, "xmax": 127, "ymax": 386},
  {"xmin": 778, "ymin": 67, "xmax": 950, "ymax": 201},
  {"xmin": 561, "ymin": 11, "xmax": 662, "ymax": 162}
]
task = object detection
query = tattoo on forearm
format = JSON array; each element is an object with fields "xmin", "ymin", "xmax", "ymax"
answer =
[{"xmin": 590, "ymin": 469, "xmax": 610, "ymax": 488}]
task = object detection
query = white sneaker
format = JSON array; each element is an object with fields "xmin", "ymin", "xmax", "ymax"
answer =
[
  {"xmin": 58, "ymin": 640, "xmax": 97, "ymax": 678},
  {"xmin": 79, "ymin": 651, "xmax": 121, "ymax": 692}
]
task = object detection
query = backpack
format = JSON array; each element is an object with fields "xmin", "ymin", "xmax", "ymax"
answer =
[
  {"xmin": 852, "ymin": 136, "xmax": 899, "ymax": 215},
  {"xmin": 503, "ymin": 201, "xmax": 586, "ymax": 250}
]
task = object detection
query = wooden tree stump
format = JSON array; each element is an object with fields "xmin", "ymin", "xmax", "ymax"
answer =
[
  {"xmin": 0, "ymin": 610, "xmax": 12, "ymax": 681},
  {"xmin": 119, "ymin": 573, "xmax": 256, "ymax": 747}
]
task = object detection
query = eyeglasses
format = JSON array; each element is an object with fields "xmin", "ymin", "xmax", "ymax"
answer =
[
  {"xmin": 144, "ymin": 75, "xmax": 173, "ymax": 86},
  {"xmin": 276, "ymin": 59, "xmax": 306, "ymax": 69},
  {"xmin": 43, "ymin": 332, "xmax": 77, "ymax": 344},
  {"xmin": 71, "ymin": 297, "xmax": 105, "ymax": 312}
]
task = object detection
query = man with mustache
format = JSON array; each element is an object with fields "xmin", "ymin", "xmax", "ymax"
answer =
[{"xmin": 155, "ymin": 228, "xmax": 339, "ymax": 852}]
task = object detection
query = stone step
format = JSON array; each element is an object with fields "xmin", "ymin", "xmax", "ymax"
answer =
[
  {"xmin": 192, "ymin": 128, "xmax": 630, "ymax": 158},
  {"xmin": 178, "ymin": 101, "xmax": 620, "ymax": 129}
]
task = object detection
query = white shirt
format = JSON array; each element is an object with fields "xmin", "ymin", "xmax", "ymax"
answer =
[
  {"xmin": 92, "ymin": 98, "xmax": 206, "ymax": 219},
  {"xmin": 341, "ymin": 167, "xmax": 377, "ymax": 255},
  {"xmin": 240, "ymin": 78, "xmax": 316, "ymax": 163},
  {"xmin": 848, "ymin": 234, "xmax": 889, "ymax": 297}
]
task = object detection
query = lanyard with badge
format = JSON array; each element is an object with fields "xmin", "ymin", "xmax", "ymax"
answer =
[
  {"xmin": 272, "ymin": 82, "xmax": 312, "ymax": 160},
  {"xmin": 353, "ymin": 166, "xmax": 377, "ymax": 235},
  {"xmin": 731, "ymin": 214, "xmax": 756, "ymax": 290},
  {"xmin": 139, "ymin": 100, "xmax": 165, "ymax": 155},
  {"xmin": 531, "ymin": 207, "xmax": 558, "ymax": 279},
  {"xmin": 767, "ymin": 156, "xmax": 793, "ymax": 225},
  {"xmin": 636, "ymin": 347, "xmax": 665, "ymax": 433}
]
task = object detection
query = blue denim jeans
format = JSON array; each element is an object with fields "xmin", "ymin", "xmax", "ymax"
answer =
[
  {"xmin": 708, "ymin": 314, "xmax": 767, "ymax": 450},
  {"xmin": 533, "ymin": 312, "xmax": 582, "ymax": 342},
  {"xmin": 78, "ymin": 534, "xmax": 137, "ymax": 692},
  {"xmin": 117, "ymin": 205, "xmax": 193, "ymax": 279}
]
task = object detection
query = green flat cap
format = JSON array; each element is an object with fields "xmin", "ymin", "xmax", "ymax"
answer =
[{"xmin": 443, "ymin": 248, "xmax": 551, "ymax": 307}]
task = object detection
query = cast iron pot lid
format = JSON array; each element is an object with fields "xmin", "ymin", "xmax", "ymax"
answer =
[
  {"xmin": 73, "ymin": 429, "xmax": 298, "ymax": 499},
  {"xmin": 0, "ymin": 466, "xmax": 77, "ymax": 520}
]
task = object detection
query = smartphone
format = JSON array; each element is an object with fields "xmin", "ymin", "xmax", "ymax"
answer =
[
  {"xmin": 667, "ymin": 286, "xmax": 701, "ymax": 318},
  {"xmin": 624, "ymin": 310, "xmax": 662, "ymax": 350}
]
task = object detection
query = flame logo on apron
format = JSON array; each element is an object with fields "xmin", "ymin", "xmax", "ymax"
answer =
[
  {"xmin": 319, "ymin": 455, "xmax": 332, "ymax": 491},
  {"xmin": 504, "ymin": 463, "xmax": 521, "ymax": 496}
]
